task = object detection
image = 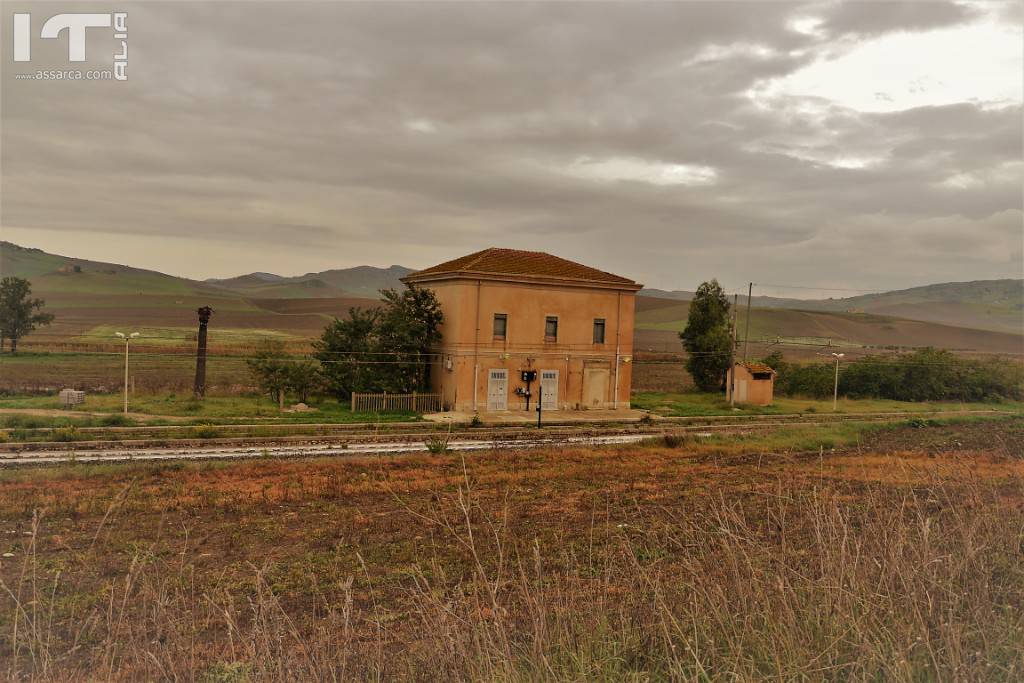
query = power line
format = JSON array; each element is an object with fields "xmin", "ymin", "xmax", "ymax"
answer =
[{"xmin": 752, "ymin": 283, "xmax": 888, "ymax": 294}]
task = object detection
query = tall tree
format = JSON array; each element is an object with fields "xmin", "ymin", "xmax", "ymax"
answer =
[
  {"xmin": 314, "ymin": 285, "xmax": 443, "ymax": 398},
  {"xmin": 314, "ymin": 307, "xmax": 381, "ymax": 398},
  {"xmin": 680, "ymin": 279, "xmax": 733, "ymax": 392},
  {"xmin": 0, "ymin": 277, "xmax": 54, "ymax": 353},
  {"xmin": 375, "ymin": 285, "xmax": 444, "ymax": 392}
]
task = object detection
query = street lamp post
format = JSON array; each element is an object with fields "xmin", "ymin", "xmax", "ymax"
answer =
[
  {"xmin": 115, "ymin": 332, "xmax": 140, "ymax": 414},
  {"xmin": 831, "ymin": 352, "xmax": 844, "ymax": 412}
]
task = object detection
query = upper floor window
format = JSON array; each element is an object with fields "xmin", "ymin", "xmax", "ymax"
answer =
[
  {"xmin": 544, "ymin": 316, "xmax": 558, "ymax": 342},
  {"xmin": 593, "ymin": 318, "xmax": 606, "ymax": 344},
  {"xmin": 493, "ymin": 313, "xmax": 507, "ymax": 340}
]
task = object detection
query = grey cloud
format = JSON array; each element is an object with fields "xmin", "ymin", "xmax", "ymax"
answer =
[
  {"xmin": 817, "ymin": 0, "xmax": 981, "ymax": 37},
  {"xmin": 1, "ymin": 1, "xmax": 1020, "ymax": 289}
]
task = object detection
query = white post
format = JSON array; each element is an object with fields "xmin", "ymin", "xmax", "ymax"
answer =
[
  {"xmin": 123, "ymin": 338, "xmax": 129, "ymax": 414},
  {"xmin": 832, "ymin": 353, "xmax": 844, "ymax": 412},
  {"xmin": 833, "ymin": 358, "xmax": 840, "ymax": 412},
  {"xmin": 116, "ymin": 332, "xmax": 139, "ymax": 414}
]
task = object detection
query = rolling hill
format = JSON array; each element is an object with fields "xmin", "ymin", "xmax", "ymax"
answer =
[
  {"xmin": 0, "ymin": 242, "xmax": 379, "ymax": 343},
  {"xmin": 641, "ymin": 279, "xmax": 1023, "ymax": 334},
  {"xmin": 2, "ymin": 241, "xmax": 1020, "ymax": 354},
  {"xmin": 634, "ymin": 296, "xmax": 1023, "ymax": 354},
  {"xmin": 207, "ymin": 265, "xmax": 413, "ymax": 298}
]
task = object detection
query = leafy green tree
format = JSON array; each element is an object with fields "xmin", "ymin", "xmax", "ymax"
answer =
[
  {"xmin": 0, "ymin": 277, "xmax": 54, "ymax": 353},
  {"xmin": 680, "ymin": 280, "xmax": 733, "ymax": 391},
  {"xmin": 374, "ymin": 286, "xmax": 444, "ymax": 392},
  {"xmin": 315, "ymin": 307, "xmax": 382, "ymax": 398},
  {"xmin": 314, "ymin": 285, "xmax": 443, "ymax": 398},
  {"xmin": 287, "ymin": 360, "xmax": 322, "ymax": 403},
  {"xmin": 246, "ymin": 339, "xmax": 293, "ymax": 400}
]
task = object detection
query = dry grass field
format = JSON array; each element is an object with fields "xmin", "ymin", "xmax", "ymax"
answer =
[{"xmin": 1, "ymin": 417, "xmax": 1022, "ymax": 681}]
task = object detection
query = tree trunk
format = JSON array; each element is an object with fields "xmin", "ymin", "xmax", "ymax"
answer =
[{"xmin": 9, "ymin": 336, "xmax": 17, "ymax": 354}]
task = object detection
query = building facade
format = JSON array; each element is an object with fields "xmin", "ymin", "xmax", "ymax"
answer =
[{"xmin": 402, "ymin": 248, "xmax": 642, "ymax": 412}]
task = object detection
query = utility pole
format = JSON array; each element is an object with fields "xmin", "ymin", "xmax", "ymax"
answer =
[
  {"xmin": 729, "ymin": 293, "xmax": 738, "ymax": 406},
  {"xmin": 831, "ymin": 352, "xmax": 844, "ymax": 412},
  {"xmin": 115, "ymin": 332, "xmax": 139, "ymax": 414},
  {"xmin": 743, "ymin": 282, "xmax": 753, "ymax": 361},
  {"xmin": 193, "ymin": 306, "xmax": 213, "ymax": 399}
]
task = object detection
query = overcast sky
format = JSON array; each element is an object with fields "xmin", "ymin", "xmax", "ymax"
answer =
[{"xmin": 2, "ymin": 1, "xmax": 1021, "ymax": 295}]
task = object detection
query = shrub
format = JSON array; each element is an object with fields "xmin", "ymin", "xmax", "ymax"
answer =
[
  {"xmin": 50, "ymin": 426, "xmax": 80, "ymax": 442},
  {"xmin": 767, "ymin": 348, "xmax": 1023, "ymax": 403},
  {"xmin": 191, "ymin": 424, "xmax": 220, "ymax": 439},
  {"xmin": 662, "ymin": 433, "xmax": 689, "ymax": 448}
]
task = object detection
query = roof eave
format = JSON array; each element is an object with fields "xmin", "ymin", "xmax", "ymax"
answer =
[{"xmin": 402, "ymin": 270, "xmax": 643, "ymax": 292}]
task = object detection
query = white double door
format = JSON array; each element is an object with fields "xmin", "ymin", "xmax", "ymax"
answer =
[
  {"xmin": 487, "ymin": 369, "xmax": 508, "ymax": 411},
  {"xmin": 539, "ymin": 370, "xmax": 558, "ymax": 410}
]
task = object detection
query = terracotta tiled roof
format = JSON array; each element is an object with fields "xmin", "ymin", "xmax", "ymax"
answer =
[
  {"xmin": 740, "ymin": 362, "xmax": 777, "ymax": 374},
  {"xmin": 404, "ymin": 248, "xmax": 639, "ymax": 287}
]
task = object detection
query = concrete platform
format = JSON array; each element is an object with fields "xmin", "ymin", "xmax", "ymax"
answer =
[{"xmin": 423, "ymin": 408, "xmax": 649, "ymax": 425}]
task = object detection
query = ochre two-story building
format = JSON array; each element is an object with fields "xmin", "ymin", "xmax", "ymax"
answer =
[{"xmin": 402, "ymin": 248, "xmax": 642, "ymax": 413}]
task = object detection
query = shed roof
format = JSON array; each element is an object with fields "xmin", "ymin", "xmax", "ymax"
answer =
[
  {"xmin": 739, "ymin": 361, "xmax": 777, "ymax": 375},
  {"xmin": 403, "ymin": 248, "xmax": 641, "ymax": 289}
]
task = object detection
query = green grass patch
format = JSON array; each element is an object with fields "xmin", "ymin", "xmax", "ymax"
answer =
[
  {"xmin": 72, "ymin": 325, "xmax": 301, "ymax": 347},
  {"xmin": 632, "ymin": 391, "xmax": 1024, "ymax": 417},
  {"xmin": 0, "ymin": 393, "xmax": 419, "ymax": 425}
]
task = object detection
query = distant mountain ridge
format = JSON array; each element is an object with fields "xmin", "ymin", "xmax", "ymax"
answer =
[
  {"xmin": 2, "ymin": 241, "xmax": 1020, "ymax": 334},
  {"xmin": 206, "ymin": 264, "xmax": 415, "ymax": 298},
  {"xmin": 641, "ymin": 280, "xmax": 1023, "ymax": 334}
]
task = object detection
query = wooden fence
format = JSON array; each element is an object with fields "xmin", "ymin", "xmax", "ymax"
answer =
[{"xmin": 350, "ymin": 392, "xmax": 442, "ymax": 413}]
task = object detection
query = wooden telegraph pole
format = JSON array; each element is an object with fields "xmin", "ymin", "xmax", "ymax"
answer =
[
  {"xmin": 193, "ymin": 306, "xmax": 213, "ymax": 399},
  {"xmin": 743, "ymin": 282, "xmax": 753, "ymax": 361},
  {"xmin": 729, "ymin": 294, "xmax": 738, "ymax": 406}
]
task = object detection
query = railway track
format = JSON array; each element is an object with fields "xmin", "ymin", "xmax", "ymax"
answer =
[{"xmin": 0, "ymin": 410, "xmax": 1009, "ymax": 466}]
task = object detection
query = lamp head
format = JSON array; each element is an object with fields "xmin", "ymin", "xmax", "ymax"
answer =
[
  {"xmin": 833, "ymin": 352, "xmax": 845, "ymax": 358},
  {"xmin": 115, "ymin": 332, "xmax": 125, "ymax": 339},
  {"xmin": 130, "ymin": 332, "xmax": 140, "ymax": 338}
]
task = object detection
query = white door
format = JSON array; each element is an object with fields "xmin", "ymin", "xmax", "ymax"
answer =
[
  {"xmin": 540, "ymin": 370, "xmax": 558, "ymax": 410},
  {"xmin": 487, "ymin": 369, "xmax": 508, "ymax": 410},
  {"xmin": 737, "ymin": 379, "xmax": 748, "ymax": 403}
]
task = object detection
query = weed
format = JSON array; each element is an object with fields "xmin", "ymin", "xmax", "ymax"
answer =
[
  {"xmin": 191, "ymin": 424, "xmax": 220, "ymax": 439},
  {"xmin": 50, "ymin": 426, "xmax": 80, "ymax": 442},
  {"xmin": 424, "ymin": 434, "xmax": 450, "ymax": 454}
]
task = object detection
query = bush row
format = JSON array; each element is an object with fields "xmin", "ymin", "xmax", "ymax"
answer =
[{"xmin": 762, "ymin": 349, "xmax": 1023, "ymax": 402}]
